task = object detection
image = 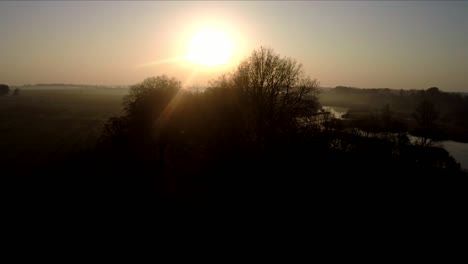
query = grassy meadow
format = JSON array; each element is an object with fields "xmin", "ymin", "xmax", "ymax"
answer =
[{"xmin": 0, "ymin": 86, "xmax": 128, "ymax": 167}]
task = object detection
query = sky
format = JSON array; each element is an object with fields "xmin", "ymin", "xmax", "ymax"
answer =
[{"xmin": 0, "ymin": 1, "xmax": 467, "ymax": 91}]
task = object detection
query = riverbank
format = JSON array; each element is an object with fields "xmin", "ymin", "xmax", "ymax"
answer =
[{"xmin": 324, "ymin": 105, "xmax": 468, "ymax": 171}]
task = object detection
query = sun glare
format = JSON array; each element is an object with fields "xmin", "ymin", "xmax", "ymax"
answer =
[{"xmin": 186, "ymin": 29, "xmax": 235, "ymax": 67}]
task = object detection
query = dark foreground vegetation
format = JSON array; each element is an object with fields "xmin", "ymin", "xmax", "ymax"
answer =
[{"xmin": 3, "ymin": 48, "xmax": 467, "ymax": 214}]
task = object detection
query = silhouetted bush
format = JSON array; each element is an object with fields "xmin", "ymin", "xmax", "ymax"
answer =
[{"xmin": 0, "ymin": 84, "xmax": 9, "ymax": 96}]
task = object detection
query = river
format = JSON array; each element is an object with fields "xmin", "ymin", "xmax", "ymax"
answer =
[
  {"xmin": 323, "ymin": 106, "xmax": 468, "ymax": 171},
  {"xmin": 441, "ymin": 141, "xmax": 468, "ymax": 171}
]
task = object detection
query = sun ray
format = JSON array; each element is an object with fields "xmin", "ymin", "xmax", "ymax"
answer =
[
  {"xmin": 183, "ymin": 70, "xmax": 199, "ymax": 88},
  {"xmin": 153, "ymin": 69, "xmax": 199, "ymax": 135}
]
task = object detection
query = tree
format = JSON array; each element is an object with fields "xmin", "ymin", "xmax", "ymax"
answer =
[
  {"xmin": 380, "ymin": 104, "xmax": 393, "ymax": 128},
  {"xmin": 12, "ymin": 88, "xmax": 20, "ymax": 96},
  {"xmin": 379, "ymin": 104, "xmax": 407, "ymax": 134},
  {"xmin": 97, "ymin": 48, "xmax": 323, "ymax": 195},
  {"xmin": 412, "ymin": 100, "xmax": 440, "ymax": 146},
  {"xmin": 97, "ymin": 75, "xmax": 184, "ymax": 195},
  {"xmin": 0, "ymin": 84, "xmax": 9, "ymax": 96},
  {"xmin": 426, "ymin": 87, "xmax": 440, "ymax": 95},
  {"xmin": 219, "ymin": 47, "xmax": 320, "ymax": 140},
  {"xmin": 100, "ymin": 75, "xmax": 182, "ymax": 155}
]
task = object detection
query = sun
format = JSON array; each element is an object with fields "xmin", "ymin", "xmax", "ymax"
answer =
[{"xmin": 186, "ymin": 29, "xmax": 235, "ymax": 67}]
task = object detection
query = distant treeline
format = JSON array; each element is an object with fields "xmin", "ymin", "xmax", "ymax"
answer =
[
  {"xmin": 321, "ymin": 86, "xmax": 467, "ymax": 113},
  {"xmin": 20, "ymin": 83, "xmax": 129, "ymax": 88},
  {"xmin": 321, "ymin": 86, "xmax": 468, "ymax": 142}
]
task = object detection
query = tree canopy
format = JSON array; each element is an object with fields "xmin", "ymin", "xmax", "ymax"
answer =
[
  {"xmin": 212, "ymin": 47, "xmax": 320, "ymax": 140},
  {"xmin": 94, "ymin": 47, "xmax": 463, "ymax": 203}
]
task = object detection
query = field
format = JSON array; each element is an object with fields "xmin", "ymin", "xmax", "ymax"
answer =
[{"xmin": 0, "ymin": 86, "xmax": 128, "ymax": 167}]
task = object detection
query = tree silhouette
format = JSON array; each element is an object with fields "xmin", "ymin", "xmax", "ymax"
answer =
[
  {"xmin": 94, "ymin": 47, "xmax": 464, "ymax": 203},
  {"xmin": 12, "ymin": 88, "xmax": 20, "ymax": 96},
  {"xmin": 100, "ymin": 76, "xmax": 181, "ymax": 159},
  {"xmin": 426, "ymin": 87, "xmax": 440, "ymax": 95},
  {"xmin": 412, "ymin": 100, "xmax": 440, "ymax": 146},
  {"xmin": 0, "ymin": 84, "xmax": 9, "ymax": 96},
  {"xmin": 215, "ymin": 47, "xmax": 320, "ymax": 143},
  {"xmin": 96, "ymin": 48, "xmax": 325, "ymax": 197}
]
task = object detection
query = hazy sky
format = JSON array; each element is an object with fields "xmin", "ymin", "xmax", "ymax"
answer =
[{"xmin": 1, "ymin": 1, "xmax": 467, "ymax": 91}]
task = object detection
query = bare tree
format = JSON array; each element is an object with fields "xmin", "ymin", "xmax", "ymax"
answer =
[
  {"xmin": 412, "ymin": 100, "xmax": 440, "ymax": 146},
  {"xmin": 217, "ymin": 47, "xmax": 320, "ymax": 140}
]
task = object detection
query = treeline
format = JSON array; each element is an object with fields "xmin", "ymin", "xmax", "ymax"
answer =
[
  {"xmin": 321, "ymin": 86, "xmax": 468, "ymax": 142},
  {"xmin": 83, "ymin": 48, "xmax": 464, "ymax": 207}
]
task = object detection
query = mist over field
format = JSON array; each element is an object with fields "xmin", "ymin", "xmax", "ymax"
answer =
[{"xmin": 3, "ymin": 83, "xmax": 468, "ymax": 170}]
